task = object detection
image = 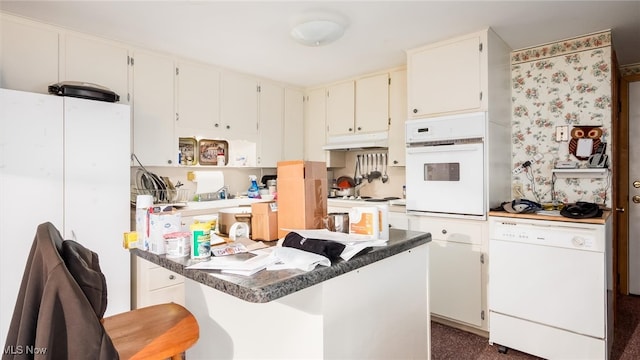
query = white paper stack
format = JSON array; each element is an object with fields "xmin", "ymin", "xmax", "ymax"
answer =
[{"xmin": 186, "ymin": 249, "xmax": 275, "ymax": 276}]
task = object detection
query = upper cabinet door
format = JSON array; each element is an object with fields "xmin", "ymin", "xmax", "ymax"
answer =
[
  {"xmin": 388, "ymin": 69, "xmax": 407, "ymax": 167},
  {"xmin": 175, "ymin": 61, "xmax": 220, "ymax": 136},
  {"xmin": 220, "ymin": 71, "xmax": 259, "ymax": 142},
  {"xmin": 0, "ymin": 17, "xmax": 59, "ymax": 94},
  {"xmin": 326, "ymin": 80, "xmax": 355, "ymax": 136},
  {"xmin": 257, "ymin": 81, "xmax": 284, "ymax": 167},
  {"xmin": 304, "ymin": 88, "xmax": 328, "ymax": 161},
  {"xmin": 131, "ymin": 51, "xmax": 176, "ymax": 166},
  {"xmin": 355, "ymin": 73, "xmax": 389, "ymax": 133},
  {"xmin": 408, "ymin": 34, "xmax": 482, "ymax": 117},
  {"xmin": 283, "ymin": 88, "xmax": 304, "ymax": 161},
  {"xmin": 63, "ymin": 34, "xmax": 130, "ymax": 105}
]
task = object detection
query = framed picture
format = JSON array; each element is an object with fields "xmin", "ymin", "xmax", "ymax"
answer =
[{"xmin": 198, "ymin": 139, "xmax": 228, "ymax": 166}]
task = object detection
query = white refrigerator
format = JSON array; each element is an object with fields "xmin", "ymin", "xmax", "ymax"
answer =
[{"xmin": 0, "ymin": 88, "xmax": 131, "ymax": 346}]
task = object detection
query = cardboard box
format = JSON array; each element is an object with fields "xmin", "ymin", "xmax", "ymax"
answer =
[
  {"xmin": 251, "ymin": 201, "xmax": 279, "ymax": 241},
  {"xmin": 276, "ymin": 160, "xmax": 327, "ymax": 238}
]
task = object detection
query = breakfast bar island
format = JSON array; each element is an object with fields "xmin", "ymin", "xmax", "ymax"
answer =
[{"xmin": 131, "ymin": 229, "xmax": 431, "ymax": 359}]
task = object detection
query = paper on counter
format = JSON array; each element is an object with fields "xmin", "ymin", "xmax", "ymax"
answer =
[
  {"xmin": 340, "ymin": 240, "xmax": 388, "ymax": 261},
  {"xmin": 186, "ymin": 250, "xmax": 276, "ymax": 275},
  {"xmin": 266, "ymin": 247, "xmax": 330, "ymax": 272}
]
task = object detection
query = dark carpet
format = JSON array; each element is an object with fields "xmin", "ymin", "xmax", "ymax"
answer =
[{"xmin": 431, "ymin": 294, "xmax": 640, "ymax": 360}]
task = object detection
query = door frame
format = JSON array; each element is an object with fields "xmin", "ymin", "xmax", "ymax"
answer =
[{"xmin": 617, "ymin": 72, "xmax": 640, "ymax": 294}]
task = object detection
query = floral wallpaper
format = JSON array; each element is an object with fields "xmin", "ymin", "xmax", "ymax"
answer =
[
  {"xmin": 621, "ymin": 63, "xmax": 640, "ymax": 77},
  {"xmin": 511, "ymin": 31, "xmax": 612, "ymax": 206}
]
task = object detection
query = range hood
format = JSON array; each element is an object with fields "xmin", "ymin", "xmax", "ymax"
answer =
[{"xmin": 322, "ymin": 131, "xmax": 389, "ymax": 151}]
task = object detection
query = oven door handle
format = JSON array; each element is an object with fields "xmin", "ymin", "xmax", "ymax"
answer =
[{"xmin": 406, "ymin": 144, "xmax": 482, "ymax": 154}]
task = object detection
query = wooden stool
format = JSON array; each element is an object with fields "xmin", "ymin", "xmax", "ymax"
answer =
[{"xmin": 102, "ymin": 303, "xmax": 199, "ymax": 360}]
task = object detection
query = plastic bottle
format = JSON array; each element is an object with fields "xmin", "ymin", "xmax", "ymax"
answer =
[{"xmin": 247, "ymin": 175, "xmax": 260, "ymax": 198}]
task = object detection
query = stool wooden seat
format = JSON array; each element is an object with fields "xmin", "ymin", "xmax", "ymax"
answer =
[{"xmin": 102, "ymin": 303, "xmax": 199, "ymax": 360}]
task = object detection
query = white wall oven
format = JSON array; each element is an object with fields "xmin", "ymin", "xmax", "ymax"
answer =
[{"xmin": 405, "ymin": 112, "xmax": 486, "ymax": 217}]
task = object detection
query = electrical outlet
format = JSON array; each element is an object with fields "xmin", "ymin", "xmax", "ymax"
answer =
[
  {"xmin": 512, "ymin": 182, "xmax": 524, "ymax": 199},
  {"xmin": 556, "ymin": 126, "xmax": 569, "ymax": 142},
  {"xmin": 512, "ymin": 165, "xmax": 524, "ymax": 175}
]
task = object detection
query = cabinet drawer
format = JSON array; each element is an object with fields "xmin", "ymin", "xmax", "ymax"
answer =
[
  {"xmin": 410, "ymin": 217, "xmax": 483, "ymax": 245},
  {"xmin": 140, "ymin": 284, "xmax": 186, "ymax": 308},
  {"xmin": 148, "ymin": 266, "xmax": 185, "ymax": 290}
]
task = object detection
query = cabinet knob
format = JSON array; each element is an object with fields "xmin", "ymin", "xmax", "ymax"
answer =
[
  {"xmin": 441, "ymin": 229, "xmax": 447, "ymax": 234},
  {"xmin": 393, "ymin": 160, "xmax": 398, "ymax": 164},
  {"xmin": 357, "ymin": 127, "xmax": 362, "ymax": 131},
  {"xmin": 226, "ymin": 125, "xmax": 231, "ymax": 130},
  {"xmin": 413, "ymin": 109, "xmax": 418, "ymax": 114},
  {"xmin": 167, "ymin": 159, "xmax": 173, "ymax": 164},
  {"xmin": 169, "ymin": 275, "xmax": 175, "ymax": 280},
  {"xmin": 348, "ymin": 128, "xmax": 353, "ymax": 132},
  {"xmin": 214, "ymin": 123, "xmax": 219, "ymax": 128}
]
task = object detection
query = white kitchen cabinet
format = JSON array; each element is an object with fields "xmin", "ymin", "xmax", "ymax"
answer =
[
  {"xmin": 387, "ymin": 69, "xmax": 407, "ymax": 167},
  {"xmin": 175, "ymin": 60, "xmax": 221, "ymax": 137},
  {"xmin": 62, "ymin": 33, "xmax": 130, "ymax": 105},
  {"xmin": 257, "ymin": 81, "xmax": 284, "ymax": 167},
  {"xmin": 132, "ymin": 257, "xmax": 185, "ymax": 309},
  {"xmin": 326, "ymin": 80, "xmax": 355, "ymax": 137},
  {"xmin": 388, "ymin": 210, "xmax": 408, "ymax": 230},
  {"xmin": 220, "ymin": 71, "xmax": 259, "ymax": 143},
  {"xmin": 0, "ymin": 15, "xmax": 59, "ymax": 94},
  {"xmin": 131, "ymin": 50, "xmax": 176, "ymax": 166},
  {"xmin": 304, "ymin": 88, "xmax": 345, "ymax": 167},
  {"xmin": 355, "ymin": 73, "xmax": 390, "ymax": 134},
  {"xmin": 326, "ymin": 74, "xmax": 389, "ymax": 137},
  {"xmin": 0, "ymin": 89, "xmax": 131, "ymax": 347},
  {"xmin": 409, "ymin": 215, "xmax": 487, "ymax": 330},
  {"xmin": 283, "ymin": 88, "xmax": 304, "ymax": 160},
  {"xmin": 407, "ymin": 28, "xmax": 510, "ymax": 119},
  {"xmin": 304, "ymin": 87, "xmax": 327, "ymax": 161}
]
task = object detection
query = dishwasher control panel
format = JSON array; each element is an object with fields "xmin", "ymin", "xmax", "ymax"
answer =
[{"xmin": 490, "ymin": 220, "xmax": 604, "ymax": 252}]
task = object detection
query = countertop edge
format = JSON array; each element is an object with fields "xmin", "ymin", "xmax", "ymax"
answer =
[
  {"xmin": 131, "ymin": 229, "xmax": 430, "ymax": 303},
  {"xmin": 488, "ymin": 210, "xmax": 611, "ymax": 224}
]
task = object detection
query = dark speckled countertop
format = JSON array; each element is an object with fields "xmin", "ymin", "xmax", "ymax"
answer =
[{"xmin": 131, "ymin": 228, "xmax": 430, "ymax": 303}]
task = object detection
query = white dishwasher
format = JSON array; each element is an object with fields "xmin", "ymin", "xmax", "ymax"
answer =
[{"xmin": 488, "ymin": 215, "xmax": 613, "ymax": 360}]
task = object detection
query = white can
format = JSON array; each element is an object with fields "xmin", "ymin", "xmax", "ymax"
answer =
[
  {"xmin": 163, "ymin": 232, "xmax": 191, "ymax": 258},
  {"xmin": 217, "ymin": 154, "xmax": 226, "ymax": 166}
]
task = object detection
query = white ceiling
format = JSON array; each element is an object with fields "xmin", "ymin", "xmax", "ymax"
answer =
[{"xmin": 2, "ymin": 1, "xmax": 639, "ymax": 88}]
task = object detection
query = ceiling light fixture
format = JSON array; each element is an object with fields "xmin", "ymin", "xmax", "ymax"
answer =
[{"xmin": 290, "ymin": 18, "xmax": 345, "ymax": 47}]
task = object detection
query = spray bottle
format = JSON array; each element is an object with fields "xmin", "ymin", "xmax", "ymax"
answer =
[{"xmin": 247, "ymin": 175, "xmax": 260, "ymax": 198}]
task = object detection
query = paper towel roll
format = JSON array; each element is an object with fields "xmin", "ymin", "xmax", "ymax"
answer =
[{"xmin": 192, "ymin": 171, "xmax": 225, "ymax": 194}]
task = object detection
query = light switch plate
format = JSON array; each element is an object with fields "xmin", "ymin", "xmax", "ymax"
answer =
[{"xmin": 556, "ymin": 126, "xmax": 569, "ymax": 142}]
